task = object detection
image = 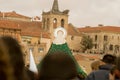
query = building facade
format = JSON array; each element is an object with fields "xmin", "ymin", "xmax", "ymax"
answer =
[
  {"xmin": 1, "ymin": 0, "xmax": 120, "ymax": 65},
  {"xmin": 0, "ymin": 20, "xmax": 21, "ymax": 42},
  {"xmin": 42, "ymin": 0, "xmax": 69, "ymax": 41},
  {"xmin": 78, "ymin": 26, "xmax": 120, "ymax": 55},
  {"xmin": 0, "ymin": 0, "xmax": 82, "ymax": 65}
]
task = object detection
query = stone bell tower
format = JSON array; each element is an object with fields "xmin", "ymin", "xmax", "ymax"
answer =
[{"xmin": 42, "ymin": 0, "xmax": 69, "ymax": 36}]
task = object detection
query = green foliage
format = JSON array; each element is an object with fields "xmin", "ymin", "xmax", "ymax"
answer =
[{"xmin": 80, "ymin": 36, "xmax": 93, "ymax": 52}]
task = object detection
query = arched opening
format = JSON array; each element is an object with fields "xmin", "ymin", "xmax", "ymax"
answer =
[
  {"xmin": 42, "ymin": 18, "xmax": 46, "ymax": 29},
  {"xmin": 61, "ymin": 19, "xmax": 65, "ymax": 27},
  {"xmin": 114, "ymin": 45, "xmax": 119, "ymax": 54},
  {"xmin": 95, "ymin": 35, "xmax": 97, "ymax": 41},
  {"xmin": 104, "ymin": 35, "xmax": 108, "ymax": 41},
  {"xmin": 53, "ymin": 18, "xmax": 57, "ymax": 28},
  {"xmin": 47, "ymin": 18, "xmax": 50, "ymax": 30},
  {"xmin": 109, "ymin": 44, "xmax": 113, "ymax": 51}
]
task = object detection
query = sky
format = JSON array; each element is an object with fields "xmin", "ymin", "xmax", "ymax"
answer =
[{"xmin": 0, "ymin": 0, "xmax": 120, "ymax": 27}]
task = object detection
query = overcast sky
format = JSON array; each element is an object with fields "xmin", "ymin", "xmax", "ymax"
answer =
[{"xmin": 0, "ymin": 0, "xmax": 120, "ymax": 27}]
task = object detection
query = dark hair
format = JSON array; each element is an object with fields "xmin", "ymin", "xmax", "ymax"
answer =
[
  {"xmin": 1, "ymin": 36, "xmax": 26, "ymax": 80},
  {"xmin": 116, "ymin": 56, "xmax": 120, "ymax": 71},
  {"xmin": 38, "ymin": 51, "xmax": 77, "ymax": 80},
  {"xmin": 25, "ymin": 67, "xmax": 37, "ymax": 80},
  {"xmin": 0, "ymin": 38, "xmax": 14, "ymax": 80},
  {"xmin": 102, "ymin": 54, "xmax": 116, "ymax": 64}
]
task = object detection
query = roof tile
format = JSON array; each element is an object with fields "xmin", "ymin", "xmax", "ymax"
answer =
[
  {"xmin": 68, "ymin": 23, "xmax": 82, "ymax": 36},
  {"xmin": 0, "ymin": 20, "xmax": 50, "ymax": 38},
  {"xmin": 78, "ymin": 26, "xmax": 120, "ymax": 33},
  {"xmin": 0, "ymin": 11, "xmax": 31, "ymax": 19},
  {"xmin": 0, "ymin": 20, "xmax": 20, "ymax": 29}
]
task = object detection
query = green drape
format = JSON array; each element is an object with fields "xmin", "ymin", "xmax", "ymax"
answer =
[{"xmin": 47, "ymin": 43, "xmax": 87, "ymax": 77}]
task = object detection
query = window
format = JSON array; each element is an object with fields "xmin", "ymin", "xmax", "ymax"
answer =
[
  {"xmin": 95, "ymin": 35, "xmax": 97, "ymax": 41},
  {"xmin": 23, "ymin": 39, "xmax": 26, "ymax": 42},
  {"xmin": 94, "ymin": 44, "xmax": 97, "ymax": 49},
  {"xmin": 38, "ymin": 40, "xmax": 40, "ymax": 44},
  {"xmin": 53, "ymin": 18, "xmax": 57, "ymax": 28},
  {"xmin": 71, "ymin": 36, "xmax": 74, "ymax": 40},
  {"xmin": 27, "ymin": 41, "xmax": 31, "ymax": 44},
  {"xmin": 47, "ymin": 18, "xmax": 50, "ymax": 30},
  {"xmin": 88, "ymin": 35, "xmax": 90, "ymax": 38},
  {"xmin": 115, "ymin": 45, "xmax": 119, "ymax": 52},
  {"xmin": 38, "ymin": 48, "xmax": 44, "ymax": 53},
  {"xmin": 43, "ymin": 18, "xmax": 46, "ymax": 29},
  {"xmin": 109, "ymin": 45, "xmax": 113, "ymax": 51},
  {"xmin": 104, "ymin": 35, "xmax": 108, "ymax": 41},
  {"xmin": 61, "ymin": 19, "xmax": 65, "ymax": 27}
]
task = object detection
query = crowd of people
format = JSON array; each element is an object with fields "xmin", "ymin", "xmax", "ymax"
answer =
[{"xmin": 0, "ymin": 36, "xmax": 120, "ymax": 80}]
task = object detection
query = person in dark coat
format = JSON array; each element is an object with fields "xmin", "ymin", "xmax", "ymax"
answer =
[
  {"xmin": 85, "ymin": 54, "xmax": 116, "ymax": 80},
  {"xmin": 109, "ymin": 56, "xmax": 120, "ymax": 80}
]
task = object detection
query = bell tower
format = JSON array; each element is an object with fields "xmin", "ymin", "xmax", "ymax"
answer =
[{"xmin": 42, "ymin": 0, "xmax": 69, "ymax": 35}]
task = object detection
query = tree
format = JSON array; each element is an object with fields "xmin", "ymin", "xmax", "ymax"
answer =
[{"xmin": 80, "ymin": 36, "xmax": 93, "ymax": 53}]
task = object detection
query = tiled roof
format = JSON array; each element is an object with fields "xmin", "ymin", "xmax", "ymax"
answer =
[
  {"xmin": 78, "ymin": 26, "xmax": 120, "ymax": 33},
  {"xmin": 74, "ymin": 54, "xmax": 100, "ymax": 61},
  {"xmin": 0, "ymin": 20, "xmax": 50, "ymax": 38},
  {"xmin": 0, "ymin": 20, "xmax": 20, "ymax": 29},
  {"xmin": 17, "ymin": 21, "xmax": 50, "ymax": 38},
  {"xmin": 0, "ymin": 11, "xmax": 31, "ymax": 19},
  {"xmin": 40, "ymin": 32, "xmax": 51, "ymax": 39},
  {"xmin": 68, "ymin": 23, "xmax": 82, "ymax": 36}
]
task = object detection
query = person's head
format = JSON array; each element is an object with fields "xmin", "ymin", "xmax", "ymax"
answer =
[
  {"xmin": 54, "ymin": 27, "xmax": 67, "ymax": 39},
  {"xmin": 57, "ymin": 30, "xmax": 64, "ymax": 37},
  {"xmin": 0, "ymin": 36, "xmax": 26, "ymax": 80},
  {"xmin": 25, "ymin": 67, "xmax": 37, "ymax": 80},
  {"xmin": 101, "ymin": 54, "xmax": 116, "ymax": 64},
  {"xmin": 114, "ymin": 56, "xmax": 120, "ymax": 78},
  {"xmin": 109, "ymin": 56, "xmax": 120, "ymax": 79},
  {"xmin": 116, "ymin": 57, "xmax": 120, "ymax": 71},
  {"xmin": 0, "ymin": 37, "xmax": 14, "ymax": 80},
  {"xmin": 91, "ymin": 60, "xmax": 101, "ymax": 71},
  {"xmin": 38, "ymin": 51, "xmax": 77, "ymax": 80}
]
